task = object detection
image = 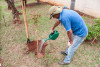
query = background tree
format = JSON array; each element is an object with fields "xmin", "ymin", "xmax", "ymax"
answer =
[
  {"xmin": 37, "ymin": 0, "xmax": 40, "ymax": 4},
  {"xmin": 5, "ymin": 0, "xmax": 20, "ymax": 23},
  {"xmin": 23, "ymin": 0, "xmax": 27, "ymax": 6},
  {"xmin": 70, "ymin": 0, "xmax": 76, "ymax": 10}
]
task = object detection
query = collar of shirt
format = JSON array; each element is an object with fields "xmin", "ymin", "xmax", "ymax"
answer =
[
  {"xmin": 58, "ymin": 10, "xmax": 63, "ymax": 21},
  {"xmin": 58, "ymin": 9, "xmax": 63, "ymax": 25}
]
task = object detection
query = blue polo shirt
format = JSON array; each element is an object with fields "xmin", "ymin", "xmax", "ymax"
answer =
[{"xmin": 58, "ymin": 9, "xmax": 88, "ymax": 37}]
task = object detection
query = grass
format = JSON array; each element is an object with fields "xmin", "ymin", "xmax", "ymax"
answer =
[
  {"xmin": 15, "ymin": 0, "xmax": 36, "ymax": 7},
  {"xmin": 0, "ymin": 0, "xmax": 100, "ymax": 67}
]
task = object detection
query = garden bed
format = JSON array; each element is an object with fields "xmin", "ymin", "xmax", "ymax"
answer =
[
  {"xmin": 27, "ymin": 40, "xmax": 48, "ymax": 58},
  {"xmin": 0, "ymin": 0, "xmax": 100, "ymax": 67}
]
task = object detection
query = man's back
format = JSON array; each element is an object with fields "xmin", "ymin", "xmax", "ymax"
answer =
[{"xmin": 59, "ymin": 9, "xmax": 88, "ymax": 37}]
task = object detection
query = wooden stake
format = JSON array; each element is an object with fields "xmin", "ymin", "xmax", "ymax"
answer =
[
  {"xmin": 36, "ymin": 25, "xmax": 39, "ymax": 55},
  {"xmin": 91, "ymin": 34, "xmax": 98, "ymax": 44},
  {"xmin": 21, "ymin": 0, "xmax": 29, "ymax": 39}
]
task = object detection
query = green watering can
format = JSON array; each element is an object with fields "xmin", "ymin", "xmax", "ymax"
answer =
[
  {"xmin": 39, "ymin": 30, "xmax": 59, "ymax": 53},
  {"xmin": 44, "ymin": 30, "xmax": 59, "ymax": 41}
]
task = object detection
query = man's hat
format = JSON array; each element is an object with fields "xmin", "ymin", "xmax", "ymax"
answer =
[{"xmin": 49, "ymin": 6, "xmax": 63, "ymax": 19}]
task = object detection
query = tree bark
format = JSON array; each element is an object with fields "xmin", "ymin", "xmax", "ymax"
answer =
[
  {"xmin": 37, "ymin": 0, "xmax": 40, "ymax": 4},
  {"xmin": 6, "ymin": 0, "xmax": 14, "ymax": 10},
  {"xmin": 5, "ymin": 0, "xmax": 20, "ymax": 23},
  {"xmin": 70, "ymin": 0, "xmax": 76, "ymax": 10},
  {"xmin": 23, "ymin": 0, "xmax": 27, "ymax": 6}
]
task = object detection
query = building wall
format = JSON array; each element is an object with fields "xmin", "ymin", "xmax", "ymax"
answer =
[{"xmin": 40, "ymin": 0, "xmax": 100, "ymax": 18}]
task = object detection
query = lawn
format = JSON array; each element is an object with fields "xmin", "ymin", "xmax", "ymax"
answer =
[{"xmin": 0, "ymin": 0, "xmax": 100, "ymax": 67}]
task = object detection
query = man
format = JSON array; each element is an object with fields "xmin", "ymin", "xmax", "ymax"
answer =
[{"xmin": 49, "ymin": 6, "xmax": 88, "ymax": 65}]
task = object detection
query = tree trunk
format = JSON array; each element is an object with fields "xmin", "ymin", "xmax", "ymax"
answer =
[
  {"xmin": 37, "ymin": 0, "xmax": 40, "ymax": 4},
  {"xmin": 23, "ymin": 0, "xmax": 27, "ymax": 6},
  {"xmin": 5, "ymin": 0, "xmax": 20, "ymax": 23},
  {"xmin": 6, "ymin": 0, "xmax": 14, "ymax": 10},
  {"xmin": 70, "ymin": 0, "xmax": 76, "ymax": 10}
]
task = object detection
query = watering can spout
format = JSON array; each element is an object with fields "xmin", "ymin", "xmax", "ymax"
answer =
[
  {"xmin": 39, "ymin": 30, "xmax": 59, "ymax": 53},
  {"xmin": 44, "ymin": 38, "xmax": 50, "ymax": 42}
]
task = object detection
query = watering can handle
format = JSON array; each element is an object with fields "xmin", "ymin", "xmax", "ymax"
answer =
[{"xmin": 51, "ymin": 31, "xmax": 55, "ymax": 35}]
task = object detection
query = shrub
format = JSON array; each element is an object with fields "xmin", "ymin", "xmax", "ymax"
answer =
[{"xmin": 86, "ymin": 18, "xmax": 100, "ymax": 43}]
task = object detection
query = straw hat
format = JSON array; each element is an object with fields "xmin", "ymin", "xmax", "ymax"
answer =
[{"xmin": 49, "ymin": 6, "xmax": 63, "ymax": 19}]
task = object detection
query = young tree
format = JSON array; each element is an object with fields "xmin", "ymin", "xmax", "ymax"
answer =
[
  {"xmin": 70, "ymin": 0, "xmax": 76, "ymax": 10},
  {"xmin": 5, "ymin": 0, "xmax": 20, "ymax": 23},
  {"xmin": 30, "ymin": 13, "xmax": 41, "ymax": 58}
]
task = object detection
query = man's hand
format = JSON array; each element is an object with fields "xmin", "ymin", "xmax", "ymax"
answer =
[
  {"xmin": 68, "ymin": 41, "xmax": 73, "ymax": 48},
  {"xmin": 51, "ymin": 27, "xmax": 54, "ymax": 33},
  {"xmin": 69, "ymin": 40, "xmax": 73, "ymax": 45},
  {"xmin": 68, "ymin": 42, "xmax": 71, "ymax": 48},
  {"xmin": 51, "ymin": 20, "xmax": 60, "ymax": 32},
  {"xmin": 67, "ymin": 30, "xmax": 73, "ymax": 47}
]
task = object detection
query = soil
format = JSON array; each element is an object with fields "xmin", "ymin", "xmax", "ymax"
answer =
[
  {"xmin": 0, "ymin": 43, "xmax": 3, "ymax": 67},
  {"xmin": 27, "ymin": 40, "xmax": 48, "ymax": 57},
  {"xmin": 0, "ymin": 56, "xmax": 3, "ymax": 67},
  {"xmin": 13, "ymin": 19, "xmax": 24, "ymax": 24},
  {"xmin": 85, "ymin": 39, "xmax": 97, "ymax": 44}
]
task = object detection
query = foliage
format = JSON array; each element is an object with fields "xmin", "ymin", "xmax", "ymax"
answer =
[
  {"xmin": 86, "ymin": 18, "xmax": 100, "ymax": 41},
  {"xmin": 30, "ymin": 13, "xmax": 41, "ymax": 54},
  {"xmin": 31, "ymin": 13, "xmax": 41, "ymax": 24}
]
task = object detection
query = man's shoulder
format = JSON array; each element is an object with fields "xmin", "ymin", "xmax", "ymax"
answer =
[{"xmin": 61, "ymin": 9, "xmax": 72, "ymax": 18}]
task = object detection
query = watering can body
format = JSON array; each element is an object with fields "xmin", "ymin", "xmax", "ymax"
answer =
[
  {"xmin": 44, "ymin": 30, "xmax": 59, "ymax": 42},
  {"xmin": 49, "ymin": 30, "xmax": 59, "ymax": 40}
]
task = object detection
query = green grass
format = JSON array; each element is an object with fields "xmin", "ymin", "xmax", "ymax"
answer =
[
  {"xmin": 0, "ymin": 1, "xmax": 100, "ymax": 67},
  {"xmin": 15, "ymin": 0, "xmax": 36, "ymax": 7}
]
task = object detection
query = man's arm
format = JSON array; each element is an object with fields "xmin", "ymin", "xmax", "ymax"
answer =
[
  {"xmin": 67, "ymin": 30, "xmax": 73, "ymax": 45},
  {"xmin": 52, "ymin": 20, "xmax": 60, "ymax": 31}
]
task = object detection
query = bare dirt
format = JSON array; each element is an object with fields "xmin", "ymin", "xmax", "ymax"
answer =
[
  {"xmin": 27, "ymin": 40, "xmax": 48, "ymax": 57},
  {"xmin": 0, "ymin": 56, "xmax": 3, "ymax": 67}
]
